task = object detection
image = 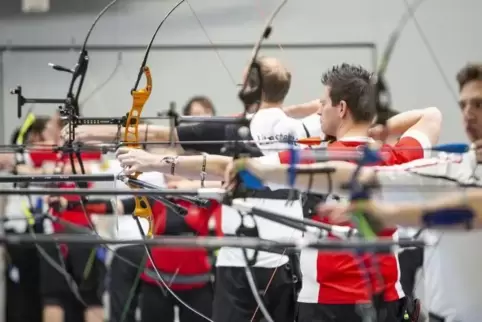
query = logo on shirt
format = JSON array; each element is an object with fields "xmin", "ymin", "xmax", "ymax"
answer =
[{"xmin": 256, "ymin": 133, "xmax": 297, "ymax": 145}]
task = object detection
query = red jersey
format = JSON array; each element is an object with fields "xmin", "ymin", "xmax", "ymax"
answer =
[
  {"xmin": 141, "ymin": 200, "xmax": 221, "ymax": 290},
  {"xmin": 278, "ymin": 133, "xmax": 430, "ymax": 304},
  {"xmin": 29, "ymin": 149, "xmax": 102, "ymax": 229}
]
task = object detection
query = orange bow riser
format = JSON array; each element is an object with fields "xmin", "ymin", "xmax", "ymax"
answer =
[{"xmin": 123, "ymin": 66, "xmax": 154, "ymax": 237}]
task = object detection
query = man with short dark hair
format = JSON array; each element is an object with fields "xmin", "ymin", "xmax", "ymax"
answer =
[{"xmin": 278, "ymin": 63, "xmax": 440, "ymax": 322}]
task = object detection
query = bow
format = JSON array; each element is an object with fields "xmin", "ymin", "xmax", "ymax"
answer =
[
  {"xmin": 15, "ymin": 0, "xmax": 121, "ymax": 315},
  {"xmin": 227, "ymin": 2, "xmax": 289, "ymax": 322},
  {"xmin": 122, "ymin": 0, "xmax": 186, "ymax": 239},
  {"xmin": 119, "ymin": 2, "xmax": 217, "ymax": 322}
]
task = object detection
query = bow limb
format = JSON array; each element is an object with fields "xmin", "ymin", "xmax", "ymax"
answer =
[
  {"xmin": 124, "ymin": 0, "xmax": 186, "ymax": 238},
  {"xmin": 40, "ymin": 0, "xmax": 120, "ymax": 311}
]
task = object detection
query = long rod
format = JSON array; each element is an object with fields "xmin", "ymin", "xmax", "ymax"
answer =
[
  {"xmin": 23, "ymin": 98, "xmax": 66, "ymax": 104},
  {"xmin": 0, "ymin": 42, "xmax": 376, "ymax": 52},
  {"xmin": 0, "ymin": 188, "xmax": 225, "ymax": 197},
  {"xmin": 1, "ymin": 234, "xmax": 425, "ymax": 250},
  {"xmin": 0, "ymin": 174, "xmax": 115, "ymax": 183}
]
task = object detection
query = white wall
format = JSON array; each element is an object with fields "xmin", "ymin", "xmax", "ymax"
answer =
[{"xmin": 0, "ymin": 0, "xmax": 480, "ymax": 143}]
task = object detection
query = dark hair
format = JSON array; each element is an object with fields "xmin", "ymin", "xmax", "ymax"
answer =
[
  {"xmin": 182, "ymin": 96, "xmax": 216, "ymax": 116},
  {"xmin": 248, "ymin": 57, "xmax": 291, "ymax": 103},
  {"xmin": 456, "ymin": 63, "xmax": 482, "ymax": 90},
  {"xmin": 321, "ymin": 63, "xmax": 374, "ymax": 123},
  {"xmin": 10, "ymin": 117, "xmax": 49, "ymax": 145}
]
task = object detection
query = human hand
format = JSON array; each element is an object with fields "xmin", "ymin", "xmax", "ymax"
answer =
[
  {"xmin": 474, "ymin": 139, "xmax": 482, "ymax": 163},
  {"xmin": 45, "ymin": 196, "xmax": 68, "ymax": 212},
  {"xmin": 317, "ymin": 200, "xmax": 394, "ymax": 230},
  {"xmin": 0, "ymin": 154, "xmax": 15, "ymax": 171},
  {"xmin": 116, "ymin": 147, "xmax": 166, "ymax": 175},
  {"xmin": 368, "ymin": 124, "xmax": 389, "ymax": 142},
  {"xmin": 223, "ymin": 158, "xmax": 249, "ymax": 190}
]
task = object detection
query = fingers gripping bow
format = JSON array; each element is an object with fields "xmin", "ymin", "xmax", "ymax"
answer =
[{"xmin": 123, "ymin": 66, "xmax": 154, "ymax": 237}]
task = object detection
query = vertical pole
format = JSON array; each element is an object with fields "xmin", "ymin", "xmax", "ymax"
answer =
[{"xmin": 0, "ymin": 49, "xmax": 6, "ymax": 322}]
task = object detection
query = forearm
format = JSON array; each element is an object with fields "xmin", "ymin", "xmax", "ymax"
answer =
[
  {"xmin": 283, "ymin": 99, "xmax": 321, "ymax": 118},
  {"xmin": 385, "ymin": 107, "xmax": 436, "ymax": 136},
  {"xmin": 175, "ymin": 180, "xmax": 223, "ymax": 188},
  {"xmin": 15, "ymin": 164, "xmax": 47, "ymax": 175},
  {"xmin": 153, "ymin": 155, "xmax": 231, "ymax": 180},
  {"xmin": 385, "ymin": 189, "xmax": 482, "ymax": 229},
  {"xmin": 244, "ymin": 159, "xmax": 376, "ymax": 194}
]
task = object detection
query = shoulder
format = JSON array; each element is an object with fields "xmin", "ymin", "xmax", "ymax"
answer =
[
  {"xmin": 250, "ymin": 108, "xmax": 286, "ymax": 133},
  {"xmin": 396, "ymin": 129, "xmax": 433, "ymax": 158}
]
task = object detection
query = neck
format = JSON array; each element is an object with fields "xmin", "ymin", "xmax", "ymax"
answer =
[
  {"xmin": 336, "ymin": 123, "xmax": 371, "ymax": 139},
  {"xmin": 258, "ymin": 101, "xmax": 282, "ymax": 110}
]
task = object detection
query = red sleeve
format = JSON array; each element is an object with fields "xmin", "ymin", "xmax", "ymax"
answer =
[
  {"xmin": 79, "ymin": 151, "xmax": 102, "ymax": 161},
  {"xmin": 278, "ymin": 148, "xmax": 314, "ymax": 165},
  {"xmin": 29, "ymin": 150, "xmax": 59, "ymax": 168},
  {"xmin": 389, "ymin": 136, "xmax": 425, "ymax": 164}
]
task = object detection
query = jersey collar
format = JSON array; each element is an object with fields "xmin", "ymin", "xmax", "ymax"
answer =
[{"xmin": 338, "ymin": 136, "xmax": 375, "ymax": 143}]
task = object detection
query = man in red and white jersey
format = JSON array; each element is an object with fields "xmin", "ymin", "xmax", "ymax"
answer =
[
  {"xmin": 273, "ymin": 64, "xmax": 441, "ymax": 322},
  {"xmin": 225, "ymin": 61, "xmax": 482, "ymax": 322}
]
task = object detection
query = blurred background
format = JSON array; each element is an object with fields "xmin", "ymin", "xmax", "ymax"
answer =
[{"xmin": 0, "ymin": 0, "xmax": 479, "ymax": 145}]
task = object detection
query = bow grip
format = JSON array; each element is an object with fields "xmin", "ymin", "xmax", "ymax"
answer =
[
  {"xmin": 133, "ymin": 196, "xmax": 154, "ymax": 237},
  {"xmin": 126, "ymin": 171, "xmax": 154, "ymax": 237}
]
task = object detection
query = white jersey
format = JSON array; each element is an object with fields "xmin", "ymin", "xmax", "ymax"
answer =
[
  {"xmin": 376, "ymin": 149, "xmax": 482, "ymax": 322},
  {"xmin": 217, "ymin": 110, "xmax": 322, "ymax": 268}
]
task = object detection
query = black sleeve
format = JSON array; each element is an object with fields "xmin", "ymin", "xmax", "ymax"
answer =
[{"xmin": 177, "ymin": 123, "xmax": 228, "ymax": 154}]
